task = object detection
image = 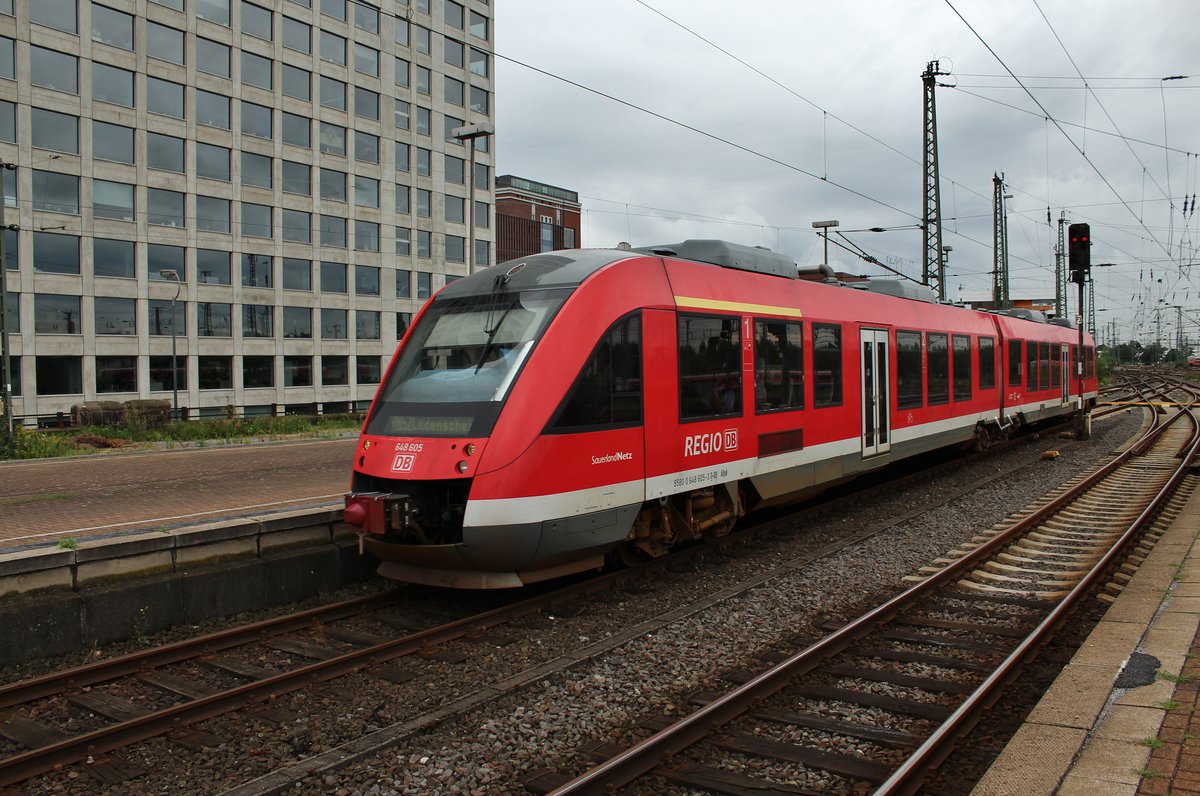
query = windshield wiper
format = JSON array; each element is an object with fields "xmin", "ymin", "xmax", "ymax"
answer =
[{"xmin": 476, "ymin": 273, "xmax": 513, "ymax": 371}]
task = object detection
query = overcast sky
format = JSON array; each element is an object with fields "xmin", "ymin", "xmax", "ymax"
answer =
[{"xmin": 492, "ymin": 0, "xmax": 1199, "ymax": 346}]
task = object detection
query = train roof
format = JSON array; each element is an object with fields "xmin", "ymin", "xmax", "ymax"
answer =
[{"xmin": 438, "ymin": 249, "xmax": 635, "ymax": 297}]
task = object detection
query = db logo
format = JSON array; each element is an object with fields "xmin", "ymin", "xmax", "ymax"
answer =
[
  {"xmin": 391, "ymin": 454, "xmax": 416, "ymax": 472},
  {"xmin": 723, "ymin": 429, "xmax": 739, "ymax": 451}
]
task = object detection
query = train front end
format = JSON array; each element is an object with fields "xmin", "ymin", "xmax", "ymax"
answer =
[{"xmin": 343, "ymin": 251, "xmax": 639, "ymax": 588}]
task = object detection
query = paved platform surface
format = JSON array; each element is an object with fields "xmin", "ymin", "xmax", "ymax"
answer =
[
  {"xmin": 0, "ymin": 437, "xmax": 357, "ymax": 551},
  {"xmin": 973, "ymin": 474, "xmax": 1200, "ymax": 795}
]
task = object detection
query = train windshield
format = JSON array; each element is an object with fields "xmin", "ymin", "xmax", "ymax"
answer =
[{"xmin": 366, "ymin": 288, "xmax": 569, "ymax": 437}]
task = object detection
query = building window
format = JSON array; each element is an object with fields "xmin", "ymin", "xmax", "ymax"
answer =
[
  {"xmin": 198, "ymin": 356, "xmax": 233, "ymax": 390},
  {"xmin": 35, "ymin": 294, "xmax": 82, "ymax": 333},
  {"xmin": 395, "ymin": 228, "xmax": 411, "ymax": 257},
  {"xmin": 470, "ymin": 10, "xmax": 488, "ymax": 40},
  {"xmin": 0, "ymin": 101, "xmax": 12, "ymax": 142},
  {"xmin": 395, "ymin": 268, "xmax": 411, "ymax": 297},
  {"xmin": 243, "ymin": 304, "xmax": 273, "ymax": 337},
  {"xmin": 414, "ymin": 106, "xmax": 431, "ymax": 135},
  {"xmin": 197, "ymin": 0, "xmax": 231, "ymax": 26},
  {"xmin": 96, "ymin": 356, "xmax": 137, "ymax": 393},
  {"xmin": 94, "ymin": 238, "xmax": 135, "ymax": 279},
  {"xmin": 282, "ymin": 160, "xmax": 310, "ymax": 195},
  {"xmin": 283, "ymin": 17, "xmax": 310, "ymax": 53},
  {"xmin": 282, "ymin": 65, "xmax": 310, "ymax": 100},
  {"xmin": 355, "ymin": 221, "xmax": 380, "ymax": 252},
  {"xmin": 321, "ymin": 308, "xmax": 347, "ymax": 339},
  {"xmin": 147, "ymin": 188, "xmax": 184, "ymax": 227},
  {"xmin": 94, "ymin": 297, "xmax": 136, "ymax": 335},
  {"xmin": 282, "ymin": 112, "xmax": 311, "ymax": 147},
  {"xmin": 91, "ymin": 5, "xmax": 134, "ymax": 48},
  {"xmin": 321, "ymin": 355, "xmax": 348, "ymax": 385},
  {"xmin": 282, "ymin": 258, "xmax": 311, "ymax": 290},
  {"xmin": 148, "ymin": 133, "xmax": 185, "ymax": 173},
  {"xmin": 196, "ymin": 195, "xmax": 231, "ymax": 233},
  {"xmin": 320, "ymin": 31, "xmax": 346, "ymax": 65},
  {"xmin": 356, "ymin": 310, "xmax": 380, "ymax": 340},
  {"xmin": 395, "ymin": 312, "xmax": 411, "ymax": 338},
  {"xmin": 320, "ymin": 168, "xmax": 347, "ymax": 202},
  {"xmin": 445, "ymin": 0, "xmax": 464, "ymax": 28},
  {"xmin": 445, "ymin": 195, "xmax": 465, "ymax": 224},
  {"xmin": 813, "ymin": 323, "xmax": 843, "ymax": 408},
  {"xmin": 444, "ymin": 38, "xmax": 464, "ymax": 69},
  {"xmin": 196, "ymin": 249, "xmax": 231, "ymax": 284},
  {"xmin": 474, "ymin": 239, "xmax": 489, "ymax": 268},
  {"xmin": 470, "ymin": 86, "xmax": 489, "ymax": 115},
  {"xmin": 319, "ymin": 123, "xmax": 346, "ymax": 156},
  {"xmin": 416, "ymin": 188, "xmax": 431, "ymax": 217},
  {"xmin": 355, "ymin": 132, "xmax": 380, "ymax": 163},
  {"xmin": 354, "ymin": 1, "xmax": 378, "ymax": 31},
  {"xmin": 415, "ymin": 64, "xmax": 430, "ymax": 94},
  {"xmin": 243, "ymin": 2, "xmax": 273, "ymax": 40},
  {"xmin": 396, "ymin": 143, "xmax": 410, "ymax": 172},
  {"xmin": 395, "ymin": 58, "xmax": 410, "ymax": 87},
  {"xmin": 242, "ymin": 203, "xmax": 273, "ymax": 238},
  {"xmin": 283, "ymin": 306, "xmax": 311, "ymax": 338},
  {"xmin": 475, "ymin": 202, "xmax": 489, "ymax": 229},
  {"xmin": 36, "ymin": 356, "xmax": 83, "ymax": 395},
  {"xmin": 896, "ymin": 330, "xmax": 923, "ymax": 409},
  {"xmin": 93, "ymin": 180, "xmax": 135, "ymax": 222},
  {"xmin": 93, "ymin": 121, "xmax": 134, "ymax": 164},
  {"xmin": 32, "ymin": 0, "xmax": 78, "ymax": 34},
  {"xmin": 282, "ymin": 209, "xmax": 311, "ymax": 243},
  {"xmin": 355, "ymin": 264, "xmax": 380, "ymax": 295},
  {"xmin": 197, "ymin": 142, "xmax": 232, "ymax": 181},
  {"xmin": 414, "ymin": 26, "xmax": 430, "ymax": 55},
  {"xmin": 416, "ymin": 270, "xmax": 432, "ymax": 297},
  {"xmin": 147, "ymin": 78, "xmax": 184, "ymax": 119},
  {"xmin": 241, "ymin": 151, "xmax": 273, "ymax": 188},
  {"xmin": 469, "ymin": 47, "xmax": 488, "ymax": 77},
  {"xmin": 320, "ymin": 0, "xmax": 345, "ymax": 20},
  {"xmin": 445, "ymin": 234, "xmax": 464, "ymax": 262},
  {"xmin": 0, "ymin": 37, "xmax": 9, "ymax": 80},
  {"xmin": 320, "ymin": 261, "xmax": 346, "ymax": 293},
  {"xmin": 355, "ymin": 87, "xmax": 380, "ymax": 120},
  {"xmin": 395, "ymin": 185, "xmax": 411, "ymax": 214},
  {"xmin": 320, "ymin": 76, "xmax": 346, "ymax": 111},
  {"xmin": 445, "ymin": 155, "xmax": 464, "ymax": 185},
  {"xmin": 148, "ymin": 244, "xmax": 185, "ymax": 282},
  {"xmin": 284, "ymin": 355, "xmax": 312, "ymax": 387},
  {"xmin": 198, "ymin": 302, "xmax": 233, "ymax": 336},
  {"xmin": 320, "ymin": 215, "xmax": 346, "ymax": 247},
  {"xmin": 32, "ymin": 47, "xmax": 78, "ymax": 94},
  {"xmin": 150, "ymin": 356, "xmax": 186, "ymax": 392},
  {"xmin": 927, "ymin": 332, "xmax": 949, "ymax": 405},
  {"xmin": 197, "ymin": 38, "xmax": 231, "ymax": 77},
  {"xmin": 32, "ymin": 109, "xmax": 79, "ymax": 154},
  {"xmin": 241, "ymin": 253, "xmax": 273, "ymax": 287},
  {"xmin": 33, "ymin": 172, "xmax": 80, "ymax": 215},
  {"xmin": 416, "ymin": 231, "xmax": 431, "ymax": 260},
  {"xmin": 197, "ymin": 90, "xmax": 231, "ymax": 129},
  {"xmin": 357, "ymin": 355, "xmax": 381, "ymax": 384},
  {"xmin": 354, "ymin": 176, "xmax": 380, "ymax": 208},
  {"xmin": 354, "ymin": 44, "xmax": 379, "ymax": 77},
  {"xmin": 242, "ymin": 51, "xmax": 272, "ymax": 89},
  {"xmin": 243, "ymin": 355, "xmax": 273, "ymax": 388},
  {"xmin": 242, "ymin": 102, "xmax": 273, "ymax": 139},
  {"xmin": 33, "ymin": 232, "xmax": 80, "ymax": 274}
]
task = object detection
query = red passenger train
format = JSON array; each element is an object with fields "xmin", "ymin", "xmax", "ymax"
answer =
[{"xmin": 344, "ymin": 240, "xmax": 1098, "ymax": 588}]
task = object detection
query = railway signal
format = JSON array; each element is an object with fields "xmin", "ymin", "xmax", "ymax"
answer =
[{"xmin": 1068, "ymin": 223, "xmax": 1091, "ymax": 285}]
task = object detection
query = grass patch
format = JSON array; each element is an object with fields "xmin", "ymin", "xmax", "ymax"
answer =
[
  {"xmin": 56, "ymin": 537, "xmax": 79, "ymax": 550},
  {"xmin": 1159, "ymin": 671, "xmax": 1194, "ymax": 684},
  {"xmin": 1, "ymin": 491, "xmax": 74, "ymax": 506},
  {"xmin": 1136, "ymin": 768, "xmax": 1164, "ymax": 779},
  {"xmin": 1140, "ymin": 737, "xmax": 1166, "ymax": 750},
  {"xmin": 1160, "ymin": 699, "xmax": 1182, "ymax": 711},
  {"xmin": 0, "ymin": 415, "xmax": 363, "ymax": 461}
]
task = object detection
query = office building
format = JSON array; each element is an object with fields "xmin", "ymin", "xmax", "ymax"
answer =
[
  {"xmin": 0, "ymin": 0, "xmax": 494, "ymax": 422},
  {"xmin": 494, "ymin": 174, "xmax": 579, "ymax": 262}
]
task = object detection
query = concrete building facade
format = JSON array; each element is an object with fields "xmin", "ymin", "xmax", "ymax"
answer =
[
  {"xmin": 494, "ymin": 174, "xmax": 579, "ymax": 263},
  {"xmin": 0, "ymin": 0, "xmax": 494, "ymax": 423}
]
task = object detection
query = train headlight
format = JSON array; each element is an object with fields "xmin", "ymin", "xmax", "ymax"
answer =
[
  {"xmin": 456, "ymin": 460, "xmax": 469, "ymax": 473},
  {"xmin": 465, "ymin": 443, "xmax": 476, "ymax": 456}
]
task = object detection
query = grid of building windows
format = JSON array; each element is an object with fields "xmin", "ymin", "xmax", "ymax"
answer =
[{"xmin": 1, "ymin": 0, "xmax": 494, "ymax": 418}]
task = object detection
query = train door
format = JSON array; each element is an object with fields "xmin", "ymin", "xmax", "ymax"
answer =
[
  {"xmin": 860, "ymin": 328, "xmax": 890, "ymax": 457},
  {"xmin": 1060, "ymin": 344, "xmax": 1070, "ymax": 404}
]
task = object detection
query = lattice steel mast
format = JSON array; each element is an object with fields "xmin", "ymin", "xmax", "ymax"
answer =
[
  {"xmin": 992, "ymin": 173, "xmax": 1010, "ymax": 309},
  {"xmin": 922, "ymin": 61, "xmax": 949, "ymax": 300}
]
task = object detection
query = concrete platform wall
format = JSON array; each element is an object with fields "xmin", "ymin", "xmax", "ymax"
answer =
[{"xmin": 0, "ymin": 508, "xmax": 380, "ymax": 666}]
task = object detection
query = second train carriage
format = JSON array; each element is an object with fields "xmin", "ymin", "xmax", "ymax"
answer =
[{"xmin": 344, "ymin": 240, "xmax": 1098, "ymax": 588}]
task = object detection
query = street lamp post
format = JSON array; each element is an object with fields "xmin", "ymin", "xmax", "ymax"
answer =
[
  {"xmin": 811, "ymin": 220, "xmax": 839, "ymax": 267},
  {"xmin": 941, "ymin": 245, "xmax": 953, "ymax": 301},
  {"xmin": 0, "ymin": 161, "xmax": 15, "ymax": 440},
  {"xmin": 452, "ymin": 122, "xmax": 494, "ymax": 274},
  {"xmin": 160, "ymin": 269, "xmax": 182, "ymax": 421}
]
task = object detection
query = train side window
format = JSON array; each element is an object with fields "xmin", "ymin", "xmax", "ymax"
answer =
[
  {"xmin": 1026, "ymin": 340, "xmax": 1038, "ymax": 391},
  {"xmin": 1039, "ymin": 342, "xmax": 1051, "ymax": 391},
  {"xmin": 1086, "ymin": 346, "xmax": 1095, "ymax": 378},
  {"xmin": 1008, "ymin": 339, "xmax": 1022, "ymax": 387},
  {"xmin": 926, "ymin": 332, "xmax": 949, "ymax": 405},
  {"xmin": 754, "ymin": 319, "xmax": 804, "ymax": 413},
  {"xmin": 896, "ymin": 330, "xmax": 923, "ymax": 409},
  {"xmin": 979, "ymin": 336, "xmax": 995, "ymax": 390},
  {"xmin": 952, "ymin": 335, "xmax": 972, "ymax": 401},
  {"xmin": 1071, "ymin": 345, "xmax": 1079, "ymax": 380},
  {"xmin": 549, "ymin": 312, "xmax": 642, "ymax": 432},
  {"xmin": 812, "ymin": 323, "xmax": 842, "ymax": 408},
  {"xmin": 678, "ymin": 313, "xmax": 741, "ymax": 420},
  {"xmin": 1050, "ymin": 344, "xmax": 1061, "ymax": 389}
]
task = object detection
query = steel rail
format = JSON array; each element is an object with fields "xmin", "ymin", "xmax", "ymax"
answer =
[{"xmin": 548, "ymin": 402, "xmax": 1195, "ymax": 795}]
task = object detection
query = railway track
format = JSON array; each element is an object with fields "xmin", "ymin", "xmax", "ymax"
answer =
[
  {"xmin": 0, "ymin": 411, "xmax": 1105, "ymax": 791},
  {"xmin": 535, "ymin": 395, "xmax": 1199, "ymax": 795}
]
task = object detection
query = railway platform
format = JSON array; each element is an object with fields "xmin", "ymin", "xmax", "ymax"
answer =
[{"xmin": 974, "ymin": 475, "xmax": 1200, "ymax": 795}]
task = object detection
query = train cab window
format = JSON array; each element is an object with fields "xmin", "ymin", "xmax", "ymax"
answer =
[
  {"xmin": 896, "ymin": 330, "xmax": 923, "ymax": 409},
  {"xmin": 952, "ymin": 335, "xmax": 972, "ymax": 401},
  {"xmin": 1008, "ymin": 339, "xmax": 1023, "ymax": 387},
  {"xmin": 754, "ymin": 319, "xmax": 804, "ymax": 413},
  {"xmin": 550, "ymin": 312, "xmax": 642, "ymax": 432},
  {"xmin": 926, "ymin": 333, "xmax": 949, "ymax": 405},
  {"xmin": 679, "ymin": 313, "xmax": 741, "ymax": 420},
  {"xmin": 1026, "ymin": 340, "xmax": 1038, "ymax": 392},
  {"xmin": 1039, "ymin": 342, "xmax": 1051, "ymax": 391},
  {"xmin": 979, "ymin": 336, "xmax": 996, "ymax": 390},
  {"xmin": 812, "ymin": 323, "xmax": 842, "ymax": 408}
]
